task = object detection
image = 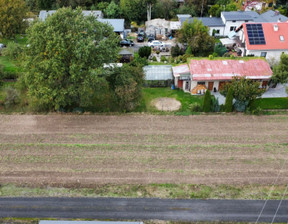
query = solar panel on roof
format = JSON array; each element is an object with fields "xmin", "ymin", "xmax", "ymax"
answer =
[{"xmin": 246, "ymin": 24, "xmax": 266, "ymax": 45}]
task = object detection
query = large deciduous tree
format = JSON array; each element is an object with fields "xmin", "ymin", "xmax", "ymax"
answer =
[
  {"xmin": 177, "ymin": 19, "xmax": 215, "ymax": 56},
  {"xmin": 24, "ymin": 7, "xmax": 119, "ymax": 111},
  {"xmin": 0, "ymin": 0, "xmax": 28, "ymax": 38},
  {"xmin": 272, "ymin": 53, "xmax": 288, "ymax": 84}
]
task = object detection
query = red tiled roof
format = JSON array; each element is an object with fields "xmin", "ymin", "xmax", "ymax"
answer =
[
  {"xmin": 172, "ymin": 64, "xmax": 190, "ymax": 77},
  {"xmin": 244, "ymin": 22, "xmax": 288, "ymax": 50},
  {"xmin": 189, "ymin": 59, "xmax": 272, "ymax": 81}
]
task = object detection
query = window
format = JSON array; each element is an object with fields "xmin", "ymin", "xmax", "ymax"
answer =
[
  {"xmin": 230, "ymin": 26, "xmax": 236, "ymax": 31},
  {"xmin": 232, "ymin": 20, "xmax": 236, "ymax": 23},
  {"xmin": 245, "ymin": 20, "xmax": 249, "ymax": 22},
  {"xmin": 280, "ymin": 35, "xmax": 284, "ymax": 41},
  {"xmin": 260, "ymin": 52, "xmax": 267, "ymax": 58},
  {"xmin": 215, "ymin": 29, "xmax": 220, "ymax": 34},
  {"xmin": 197, "ymin": 82, "xmax": 205, "ymax": 85}
]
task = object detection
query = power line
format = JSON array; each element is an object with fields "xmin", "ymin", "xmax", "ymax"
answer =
[{"xmin": 271, "ymin": 183, "xmax": 288, "ymax": 224}]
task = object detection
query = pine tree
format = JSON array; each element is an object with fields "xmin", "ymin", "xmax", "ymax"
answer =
[
  {"xmin": 203, "ymin": 89, "xmax": 211, "ymax": 112},
  {"xmin": 225, "ymin": 87, "xmax": 233, "ymax": 112}
]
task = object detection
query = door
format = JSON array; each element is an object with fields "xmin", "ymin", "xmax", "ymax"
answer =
[
  {"xmin": 208, "ymin": 82, "xmax": 214, "ymax": 91},
  {"xmin": 218, "ymin": 81, "xmax": 226, "ymax": 91}
]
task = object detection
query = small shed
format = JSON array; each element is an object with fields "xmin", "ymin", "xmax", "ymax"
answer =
[
  {"xmin": 118, "ymin": 49, "xmax": 134, "ymax": 63},
  {"xmin": 143, "ymin": 65, "xmax": 173, "ymax": 87}
]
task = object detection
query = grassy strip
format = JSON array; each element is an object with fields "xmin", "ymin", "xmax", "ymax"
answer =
[
  {"xmin": 250, "ymin": 98, "xmax": 288, "ymax": 110},
  {"xmin": 0, "ymin": 56, "xmax": 19, "ymax": 73},
  {"xmin": 136, "ymin": 87, "xmax": 203, "ymax": 113},
  {"xmin": 0, "ymin": 184, "xmax": 287, "ymax": 200}
]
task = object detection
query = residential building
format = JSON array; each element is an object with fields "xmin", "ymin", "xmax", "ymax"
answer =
[
  {"xmin": 173, "ymin": 59, "xmax": 273, "ymax": 94},
  {"xmin": 235, "ymin": 22, "xmax": 288, "ymax": 62}
]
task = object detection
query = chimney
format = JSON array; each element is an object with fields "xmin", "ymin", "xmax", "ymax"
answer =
[{"xmin": 274, "ymin": 24, "xmax": 278, "ymax": 31}]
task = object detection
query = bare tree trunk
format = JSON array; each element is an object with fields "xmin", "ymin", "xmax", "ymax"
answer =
[{"xmin": 147, "ymin": 3, "xmax": 152, "ymax": 21}]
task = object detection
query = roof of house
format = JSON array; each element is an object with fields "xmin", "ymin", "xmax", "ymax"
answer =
[
  {"xmin": 98, "ymin": 19, "xmax": 125, "ymax": 32},
  {"xmin": 144, "ymin": 65, "xmax": 173, "ymax": 81},
  {"xmin": 243, "ymin": 22, "xmax": 288, "ymax": 50},
  {"xmin": 172, "ymin": 64, "xmax": 190, "ymax": 77},
  {"xmin": 221, "ymin": 11, "xmax": 259, "ymax": 21},
  {"xmin": 189, "ymin": 59, "xmax": 272, "ymax": 81},
  {"xmin": 254, "ymin": 10, "xmax": 288, "ymax": 22},
  {"xmin": 39, "ymin": 10, "xmax": 103, "ymax": 21},
  {"xmin": 180, "ymin": 17, "xmax": 225, "ymax": 27},
  {"xmin": 39, "ymin": 221, "xmax": 143, "ymax": 224}
]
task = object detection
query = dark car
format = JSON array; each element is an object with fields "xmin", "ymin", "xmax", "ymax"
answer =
[
  {"xmin": 147, "ymin": 34, "xmax": 155, "ymax": 42},
  {"xmin": 137, "ymin": 34, "xmax": 144, "ymax": 42},
  {"xmin": 120, "ymin": 39, "xmax": 134, "ymax": 47}
]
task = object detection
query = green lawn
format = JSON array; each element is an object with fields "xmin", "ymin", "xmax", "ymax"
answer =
[
  {"xmin": 0, "ymin": 56, "xmax": 19, "ymax": 73},
  {"xmin": 1, "ymin": 34, "xmax": 28, "ymax": 46},
  {"xmin": 250, "ymin": 98, "xmax": 288, "ymax": 110},
  {"xmin": 136, "ymin": 87, "xmax": 203, "ymax": 114}
]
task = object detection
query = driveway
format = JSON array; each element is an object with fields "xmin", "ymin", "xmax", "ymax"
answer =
[{"xmin": 261, "ymin": 83, "xmax": 288, "ymax": 98}]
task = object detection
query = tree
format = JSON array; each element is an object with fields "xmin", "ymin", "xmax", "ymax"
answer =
[
  {"xmin": 221, "ymin": 77, "xmax": 264, "ymax": 112},
  {"xmin": 104, "ymin": 1, "xmax": 120, "ymax": 18},
  {"xmin": 138, "ymin": 46, "xmax": 151, "ymax": 59},
  {"xmin": 0, "ymin": 0, "xmax": 28, "ymax": 38},
  {"xmin": 107, "ymin": 64, "xmax": 144, "ymax": 111},
  {"xmin": 24, "ymin": 7, "xmax": 120, "ymax": 111},
  {"xmin": 177, "ymin": 19, "xmax": 215, "ymax": 56},
  {"xmin": 144, "ymin": 0, "xmax": 157, "ymax": 21},
  {"xmin": 272, "ymin": 53, "xmax": 288, "ymax": 84},
  {"xmin": 153, "ymin": 0, "xmax": 176, "ymax": 20},
  {"xmin": 225, "ymin": 87, "xmax": 233, "ymax": 112},
  {"xmin": 203, "ymin": 89, "xmax": 212, "ymax": 112}
]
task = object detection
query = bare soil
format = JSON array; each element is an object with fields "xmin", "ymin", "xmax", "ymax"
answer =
[
  {"xmin": 152, "ymin": 97, "xmax": 181, "ymax": 111},
  {"xmin": 0, "ymin": 114, "xmax": 288, "ymax": 187}
]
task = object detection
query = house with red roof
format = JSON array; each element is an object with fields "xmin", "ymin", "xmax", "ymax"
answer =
[
  {"xmin": 235, "ymin": 22, "xmax": 288, "ymax": 62},
  {"xmin": 173, "ymin": 59, "xmax": 273, "ymax": 94}
]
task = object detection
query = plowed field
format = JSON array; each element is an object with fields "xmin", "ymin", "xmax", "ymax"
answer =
[{"xmin": 0, "ymin": 114, "xmax": 287, "ymax": 187}]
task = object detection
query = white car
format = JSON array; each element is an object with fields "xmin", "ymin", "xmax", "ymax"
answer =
[{"xmin": 148, "ymin": 40, "xmax": 163, "ymax": 48}]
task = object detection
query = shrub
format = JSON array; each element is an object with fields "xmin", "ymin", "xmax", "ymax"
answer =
[
  {"xmin": 160, "ymin": 55, "xmax": 167, "ymax": 62},
  {"xmin": 152, "ymin": 56, "xmax": 157, "ymax": 61},
  {"xmin": 4, "ymin": 86, "xmax": 20, "ymax": 107},
  {"xmin": 185, "ymin": 46, "xmax": 192, "ymax": 55},
  {"xmin": 203, "ymin": 90, "xmax": 212, "ymax": 112},
  {"xmin": 138, "ymin": 46, "xmax": 151, "ymax": 59},
  {"xmin": 168, "ymin": 56, "xmax": 174, "ymax": 63},
  {"xmin": 209, "ymin": 55, "xmax": 214, "ymax": 60},
  {"xmin": 2, "ymin": 42, "xmax": 23, "ymax": 60},
  {"xmin": 191, "ymin": 103, "xmax": 202, "ymax": 112},
  {"xmin": 182, "ymin": 54, "xmax": 192, "ymax": 63},
  {"xmin": 156, "ymin": 50, "xmax": 160, "ymax": 55},
  {"xmin": 171, "ymin": 44, "xmax": 184, "ymax": 57},
  {"xmin": 225, "ymin": 87, "xmax": 233, "ymax": 112},
  {"xmin": 211, "ymin": 97, "xmax": 220, "ymax": 112}
]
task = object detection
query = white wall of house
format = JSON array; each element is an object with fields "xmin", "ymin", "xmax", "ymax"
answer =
[
  {"xmin": 222, "ymin": 20, "xmax": 251, "ymax": 36},
  {"xmin": 209, "ymin": 27, "xmax": 225, "ymax": 36},
  {"xmin": 245, "ymin": 49, "xmax": 288, "ymax": 62}
]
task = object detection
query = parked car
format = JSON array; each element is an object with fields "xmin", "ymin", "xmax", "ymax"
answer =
[
  {"xmin": 148, "ymin": 40, "xmax": 163, "ymax": 48},
  {"xmin": 137, "ymin": 34, "xmax": 144, "ymax": 42},
  {"xmin": 138, "ymin": 29, "xmax": 146, "ymax": 37},
  {"xmin": 120, "ymin": 39, "xmax": 134, "ymax": 47},
  {"xmin": 147, "ymin": 34, "xmax": 155, "ymax": 42}
]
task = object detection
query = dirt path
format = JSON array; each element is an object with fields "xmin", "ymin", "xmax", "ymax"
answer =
[{"xmin": 0, "ymin": 114, "xmax": 288, "ymax": 187}]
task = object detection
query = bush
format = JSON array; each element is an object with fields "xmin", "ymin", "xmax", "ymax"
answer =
[
  {"xmin": 185, "ymin": 46, "xmax": 192, "ymax": 55},
  {"xmin": 171, "ymin": 44, "xmax": 184, "ymax": 57},
  {"xmin": 191, "ymin": 103, "xmax": 202, "ymax": 112},
  {"xmin": 152, "ymin": 56, "xmax": 157, "ymax": 61},
  {"xmin": 160, "ymin": 55, "xmax": 167, "ymax": 62},
  {"xmin": 209, "ymin": 55, "xmax": 214, "ymax": 60},
  {"xmin": 138, "ymin": 46, "xmax": 151, "ymax": 59},
  {"xmin": 168, "ymin": 56, "xmax": 174, "ymax": 64},
  {"xmin": 211, "ymin": 97, "xmax": 220, "ymax": 112},
  {"xmin": 181, "ymin": 54, "xmax": 192, "ymax": 63},
  {"xmin": 2, "ymin": 42, "xmax": 23, "ymax": 60},
  {"xmin": 4, "ymin": 86, "xmax": 20, "ymax": 107},
  {"xmin": 203, "ymin": 90, "xmax": 212, "ymax": 112},
  {"xmin": 225, "ymin": 87, "xmax": 233, "ymax": 112}
]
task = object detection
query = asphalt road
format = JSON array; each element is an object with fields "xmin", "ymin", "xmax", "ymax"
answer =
[{"xmin": 0, "ymin": 197, "xmax": 288, "ymax": 222}]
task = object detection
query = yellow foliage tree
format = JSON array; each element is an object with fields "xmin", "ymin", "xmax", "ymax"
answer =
[{"xmin": 0, "ymin": 0, "xmax": 27, "ymax": 38}]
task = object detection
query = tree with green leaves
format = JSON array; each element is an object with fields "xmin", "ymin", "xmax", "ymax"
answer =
[
  {"xmin": 0, "ymin": 0, "xmax": 28, "ymax": 38},
  {"xmin": 107, "ymin": 64, "xmax": 144, "ymax": 111},
  {"xmin": 177, "ymin": 19, "xmax": 215, "ymax": 56},
  {"xmin": 272, "ymin": 53, "xmax": 288, "ymax": 84},
  {"xmin": 203, "ymin": 89, "xmax": 212, "ymax": 112},
  {"xmin": 138, "ymin": 46, "xmax": 151, "ymax": 59},
  {"xmin": 221, "ymin": 77, "xmax": 264, "ymax": 112},
  {"xmin": 104, "ymin": 1, "xmax": 120, "ymax": 18},
  {"xmin": 225, "ymin": 87, "xmax": 233, "ymax": 112},
  {"xmin": 24, "ymin": 7, "xmax": 120, "ymax": 111},
  {"xmin": 144, "ymin": 0, "xmax": 157, "ymax": 21}
]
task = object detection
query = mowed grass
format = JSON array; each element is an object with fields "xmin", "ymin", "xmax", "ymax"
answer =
[
  {"xmin": 0, "ymin": 183, "xmax": 287, "ymax": 200},
  {"xmin": 137, "ymin": 87, "xmax": 203, "ymax": 113},
  {"xmin": 250, "ymin": 98, "xmax": 288, "ymax": 110},
  {"xmin": 0, "ymin": 56, "xmax": 19, "ymax": 73}
]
